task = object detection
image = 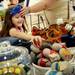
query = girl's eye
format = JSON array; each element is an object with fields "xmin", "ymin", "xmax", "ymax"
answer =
[
  {"xmin": 16, "ymin": 16, "xmax": 19, "ymax": 18},
  {"xmin": 21, "ymin": 15, "xmax": 24, "ymax": 18}
]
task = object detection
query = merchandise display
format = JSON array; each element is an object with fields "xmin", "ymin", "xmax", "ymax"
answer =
[
  {"xmin": 0, "ymin": 66, "xmax": 26, "ymax": 75},
  {"xmin": 30, "ymin": 45, "xmax": 41, "ymax": 53},
  {"xmin": 32, "ymin": 24, "xmax": 62, "ymax": 43},
  {"xmin": 46, "ymin": 70, "xmax": 63, "ymax": 75},
  {"xmin": 51, "ymin": 43, "xmax": 63, "ymax": 51},
  {"xmin": 30, "ymin": 41, "xmax": 75, "ymax": 75},
  {"xmin": 0, "ymin": 41, "xmax": 31, "ymax": 75},
  {"xmin": 32, "ymin": 22, "xmax": 75, "ymax": 47},
  {"xmin": 30, "ymin": 43, "xmax": 74, "ymax": 67},
  {"xmin": 46, "ymin": 61, "xmax": 74, "ymax": 75},
  {"xmin": 0, "ymin": 41, "xmax": 31, "ymax": 68},
  {"xmin": 42, "ymin": 48, "xmax": 60, "ymax": 62},
  {"xmin": 1, "ymin": 0, "xmax": 75, "ymax": 75},
  {"xmin": 59, "ymin": 48, "xmax": 72, "ymax": 61}
]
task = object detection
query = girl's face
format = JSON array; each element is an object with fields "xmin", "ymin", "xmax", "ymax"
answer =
[{"xmin": 12, "ymin": 14, "xmax": 24, "ymax": 28}]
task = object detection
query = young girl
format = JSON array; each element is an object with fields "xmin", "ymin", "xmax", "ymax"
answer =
[{"xmin": 0, "ymin": 5, "xmax": 43, "ymax": 48}]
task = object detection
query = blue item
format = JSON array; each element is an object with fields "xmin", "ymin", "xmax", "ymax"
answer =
[
  {"xmin": 61, "ymin": 34, "xmax": 75, "ymax": 47},
  {"xmin": 48, "ymin": 71, "xmax": 63, "ymax": 75},
  {"xmin": 0, "ymin": 37, "xmax": 32, "ymax": 53},
  {"xmin": 26, "ymin": 0, "xmax": 30, "ymax": 7},
  {"xmin": 55, "ymin": 63, "xmax": 59, "ymax": 71},
  {"xmin": 10, "ymin": 5, "xmax": 22, "ymax": 16},
  {"xmin": 49, "ymin": 71, "xmax": 57, "ymax": 75},
  {"xmin": 0, "ymin": 51, "xmax": 20, "ymax": 62}
]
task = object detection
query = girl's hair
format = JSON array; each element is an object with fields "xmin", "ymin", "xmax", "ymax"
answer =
[
  {"xmin": 0, "ymin": 5, "xmax": 26, "ymax": 37},
  {"xmin": 9, "ymin": 0, "xmax": 25, "ymax": 3},
  {"xmin": 0, "ymin": 0, "xmax": 3, "ymax": 2}
]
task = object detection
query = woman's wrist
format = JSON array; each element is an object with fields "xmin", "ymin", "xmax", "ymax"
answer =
[{"xmin": 26, "ymin": 7, "xmax": 30, "ymax": 14}]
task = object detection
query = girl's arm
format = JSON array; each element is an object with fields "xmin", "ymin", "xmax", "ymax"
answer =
[
  {"xmin": 9, "ymin": 28, "xmax": 32, "ymax": 40},
  {"xmin": 9, "ymin": 28, "xmax": 43, "ymax": 47}
]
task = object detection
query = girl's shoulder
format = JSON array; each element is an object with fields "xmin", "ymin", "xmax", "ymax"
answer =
[
  {"xmin": 9, "ymin": 28, "xmax": 18, "ymax": 36},
  {"xmin": 9, "ymin": 28, "xmax": 17, "ymax": 32}
]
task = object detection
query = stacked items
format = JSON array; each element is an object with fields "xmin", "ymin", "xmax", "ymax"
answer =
[
  {"xmin": 32, "ymin": 21, "xmax": 75, "ymax": 47},
  {"xmin": 30, "ymin": 42, "xmax": 75, "ymax": 75},
  {"xmin": 46, "ymin": 61, "xmax": 74, "ymax": 75},
  {"xmin": 32, "ymin": 18, "xmax": 75, "ymax": 43},
  {"xmin": 0, "ymin": 65, "xmax": 26, "ymax": 75},
  {"xmin": 30, "ymin": 42, "xmax": 73, "ymax": 67},
  {"xmin": 31, "ymin": 22, "xmax": 67, "ymax": 43},
  {"xmin": 0, "ymin": 41, "xmax": 31, "ymax": 74}
]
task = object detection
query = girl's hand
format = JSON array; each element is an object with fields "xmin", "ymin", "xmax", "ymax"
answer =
[
  {"xmin": 20, "ymin": 7, "xmax": 26, "ymax": 16},
  {"xmin": 31, "ymin": 36, "xmax": 44, "ymax": 48},
  {"xmin": 20, "ymin": 7, "xmax": 30, "ymax": 16}
]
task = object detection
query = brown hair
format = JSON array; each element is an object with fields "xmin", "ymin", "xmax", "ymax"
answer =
[{"xmin": 0, "ymin": 7, "xmax": 26, "ymax": 37}]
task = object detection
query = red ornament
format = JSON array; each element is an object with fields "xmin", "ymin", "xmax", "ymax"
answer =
[{"xmin": 38, "ymin": 58, "xmax": 48, "ymax": 67}]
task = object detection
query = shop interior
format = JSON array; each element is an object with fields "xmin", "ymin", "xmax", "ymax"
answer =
[{"xmin": 0, "ymin": 0, "xmax": 75, "ymax": 75}]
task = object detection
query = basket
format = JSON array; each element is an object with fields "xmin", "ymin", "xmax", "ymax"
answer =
[
  {"xmin": 31, "ymin": 63, "xmax": 50, "ymax": 75},
  {"xmin": 31, "ymin": 47, "xmax": 75, "ymax": 75}
]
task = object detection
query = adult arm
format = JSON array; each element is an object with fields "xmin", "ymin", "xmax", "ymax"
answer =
[
  {"xmin": 20, "ymin": 0, "xmax": 54, "ymax": 15},
  {"xmin": 29, "ymin": 0, "xmax": 54, "ymax": 13}
]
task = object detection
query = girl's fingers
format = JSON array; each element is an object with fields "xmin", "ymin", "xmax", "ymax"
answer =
[
  {"xmin": 42, "ymin": 38, "xmax": 45, "ymax": 41},
  {"xmin": 33, "ymin": 38, "xmax": 38, "ymax": 47},
  {"xmin": 20, "ymin": 7, "xmax": 26, "ymax": 16},
  {"xmin": 34, "ymin": 37, "xmax": 41, "ymax": 48},
  {"xmin": 32, "ymin": 36, "xmax": 43, "ymax": 48},
  {"xmin": 21, "ymin": 7, "xmax": 26, "ymax": 12},
  {"xmin": 38, "ymin": 37, "xmax": 43, "ymax": 47},
  {"xmin": 36, "ymin": 36, "xmax": 43, "ymax": 47},
  {"xmin": 37, "ymin": 38, "xmax": 41, "ymax": 48},
  {"xmin": 32, "ymin": 36, "xmax": 38, "ymax": 47}
]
